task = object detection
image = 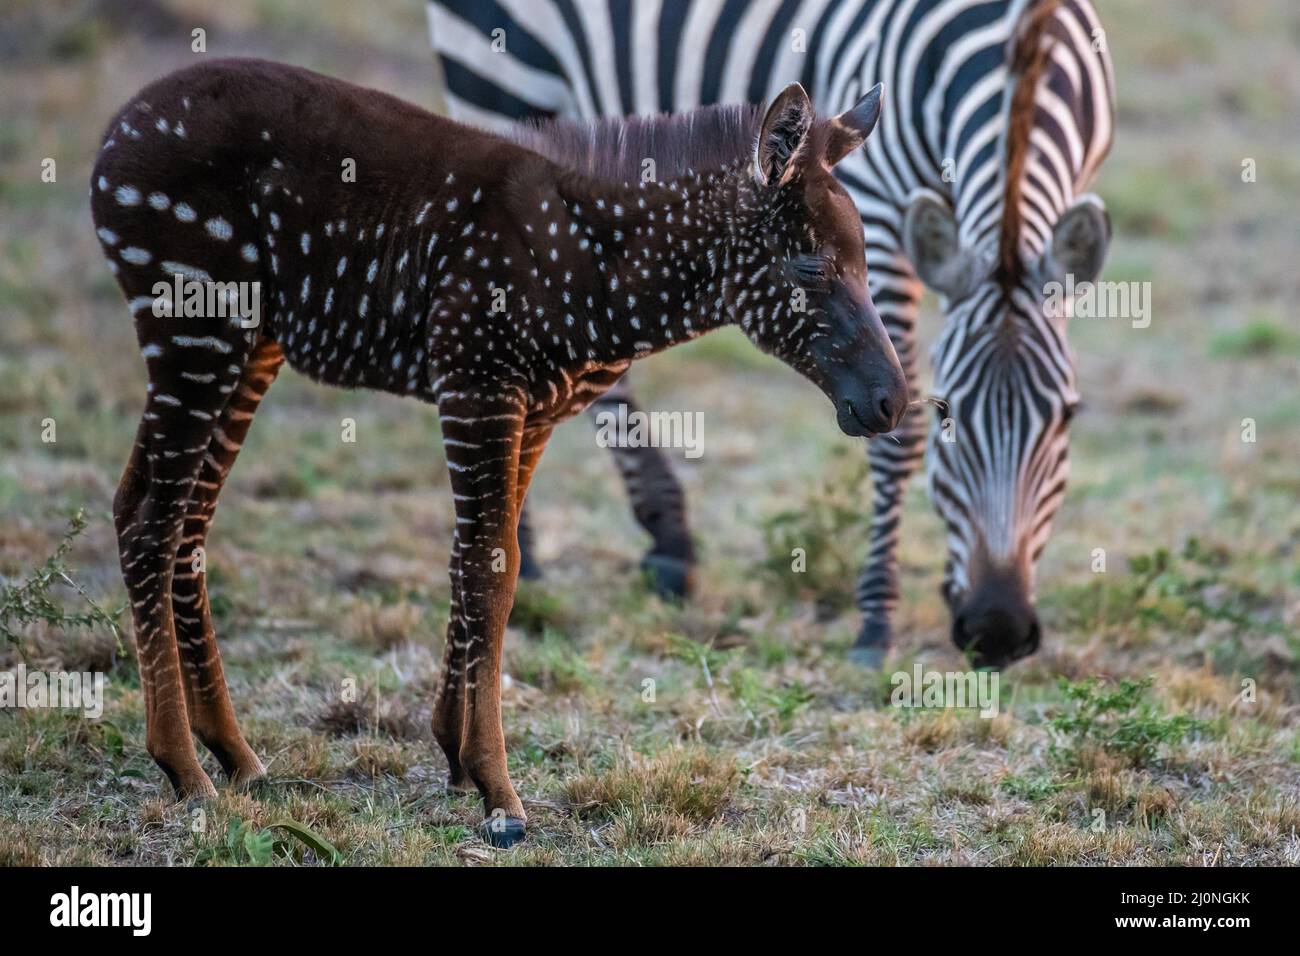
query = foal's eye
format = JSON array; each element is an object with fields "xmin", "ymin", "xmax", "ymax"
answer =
[{"xmin": 790, "ymin": 254, "xmax": 831, "ymax": 288}]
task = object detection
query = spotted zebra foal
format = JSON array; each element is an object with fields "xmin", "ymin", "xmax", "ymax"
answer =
[{"xmin": 92, "ymin": 59, "xmax": 905, "ymax": 845}]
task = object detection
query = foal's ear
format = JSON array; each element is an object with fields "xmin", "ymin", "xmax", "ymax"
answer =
[
  {"xmin": 754, "ymin": 83, "xmax": 814, "ymax": 187},
  {"xmin": 1038, "ymin": 194, "xmax": 1111, "ymax": 287},
  {"xmin": 901, "ymin": 189, "xmax": 988, "ymax": 300},
  {"xmin": 826, "ymin": 82, "xmax": 884, "ymax": 166}
]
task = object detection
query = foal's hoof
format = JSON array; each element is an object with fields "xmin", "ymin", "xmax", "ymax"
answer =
[
  {"xmin": 640, "ymin": 553, "xmax": 695, "ymax": 601},
  {"xmin": 224, "ymin": 752, "xmax": 268, "ymax": 789},
  {"xmin": 170, "ymin": 770, "xmax": 218, "ymax": 803},
  {"xmin": 447, "ymin": 772, "xmax": 478, "ymax": 794},
  {"xmin": 480, "ymin": 815, "xmax": 527, "ymax": 849},
  {"xmin": 847, "ymin": 618, "xmax": 891, "ymax": 669}
]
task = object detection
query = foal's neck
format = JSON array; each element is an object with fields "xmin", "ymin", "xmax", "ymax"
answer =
[{"xmin": 545, "ymin": 165, "xmax": 755, "ymax": 363}]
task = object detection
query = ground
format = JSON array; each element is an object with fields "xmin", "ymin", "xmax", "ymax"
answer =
[{"xmin": 0, "ymin": 0, "xmax": 1297, "ymax": 866}]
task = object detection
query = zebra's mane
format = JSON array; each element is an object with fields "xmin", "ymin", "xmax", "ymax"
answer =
[
  {"xmin": 505, "ymin": 103, "xmax": 765, "ymax": 185},
  {"xmin": 998, "ymin": 0, "xmax": 1064, "ymax": 287}
]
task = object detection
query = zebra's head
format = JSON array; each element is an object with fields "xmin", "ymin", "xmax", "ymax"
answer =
[{"xmin": 902, "ymin": 187, "xmax": 1111, "ymax": 667}]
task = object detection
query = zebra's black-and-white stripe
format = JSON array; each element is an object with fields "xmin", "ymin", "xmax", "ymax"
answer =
[{"xmin": 428, "ymin": 0, "xmax": 1116, "ymax": 667}]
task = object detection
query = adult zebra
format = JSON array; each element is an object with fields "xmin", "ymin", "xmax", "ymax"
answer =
[{"xmin": 427, "ymin": 0, "xmax": 1115, "ymax": 668}]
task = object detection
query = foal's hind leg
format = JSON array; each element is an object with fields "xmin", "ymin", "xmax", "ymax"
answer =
[
  {"xmin": 170, "ymin": 339, "xmax": 283, "ymax": 784},
  {"xmin": 115, "ymin": 334, "xmax": 253, "ymax": 799}
]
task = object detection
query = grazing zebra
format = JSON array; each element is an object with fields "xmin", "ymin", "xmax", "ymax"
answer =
[
  {"xmin": 92, "ymin": 58, "xmax": 903, "ymax": 843},
  {"xmin": 428, "ymin": 0, "xmax": 1115, "ymax": 667}
]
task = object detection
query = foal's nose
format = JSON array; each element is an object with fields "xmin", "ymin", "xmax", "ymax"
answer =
[{"xmin": 870, "ymin": 380, "xmax": 907, "ymax": 432}]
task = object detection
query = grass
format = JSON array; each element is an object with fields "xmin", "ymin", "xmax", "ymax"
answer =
[
  {"xmin": 1, "ymin": 0, "xmax": 1298, "ymax": 866},
  {"xmin": 1210, "ymin": 315, "xmax": 1300, "ymax": 359}
]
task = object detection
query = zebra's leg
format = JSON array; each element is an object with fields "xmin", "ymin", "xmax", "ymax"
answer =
[
  {"xmin": 169, "ymin": 338, "xmax": 284, "ymax": 785},
  {"xmin": 115, "ymin": 337, "xmax": 253, "ymax": 799},
  {"xmin": 515, "ymin": 503, "xmax": 543, "ymax": 581},
  {"xmin": 849, "ymin": 258, "xmax": 926, "ymax": 667},
  {"xmin": 589, "ymin": 375, "xmax": 696, "ymax": 599},
  {"xmin": 432, "ymin": 395, "xmax": 529, "ymax": 846}
]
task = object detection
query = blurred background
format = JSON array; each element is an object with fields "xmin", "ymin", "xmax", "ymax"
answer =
[{"xmin": 0, "ymin": 1, "xmax": 1297, "ymax": 865}]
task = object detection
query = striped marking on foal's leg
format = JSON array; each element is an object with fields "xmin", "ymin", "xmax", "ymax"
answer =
[
  {"xmin": 433, "ymin": 537, "xmax": 474, "ymax": 791},
  {"xmin": 170, "ymin": 340, "xmax": 283, "ymax": 783},
  {"xmin": 433, "ymin": 396, "xmax": 533, "ymax": 843},
  {"xmin": 116, "ymin": 348, "xmax": 250, "ymax": 799}
]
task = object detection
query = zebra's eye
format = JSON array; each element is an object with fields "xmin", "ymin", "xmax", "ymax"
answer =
[
  {"xmin": 790, "ymin": 254, "xmax": 831, "ymax": 289},
  {"xmin": 1062, "ymin": 400, "xmax": 1081, "ymax": 423}
]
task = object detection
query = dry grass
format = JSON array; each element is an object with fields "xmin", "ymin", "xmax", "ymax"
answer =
[{"xmin": 0, "ymin": 0, "xmax": 1298, "ymax": 866}]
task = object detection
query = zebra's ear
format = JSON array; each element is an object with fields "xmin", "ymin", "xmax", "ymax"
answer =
[
  {"xmin": 826, "ymin": 82, "xmax": 884, "ymax": 166},
  {"xmin": 902, "ymin": 189, "xmax": 986, "ymax": 300},
  {"xmin": 1039, "ymin": 194, "xmax": 1111, "ymax": 287},
  {"xmin": 754, "ymin": 83, "xmax": 814, "ymax": 187}
]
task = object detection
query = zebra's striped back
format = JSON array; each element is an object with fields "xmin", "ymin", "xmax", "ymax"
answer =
[{"xmin": 428, "ymin": 1, "xmax": 1112, "ymax": 219}]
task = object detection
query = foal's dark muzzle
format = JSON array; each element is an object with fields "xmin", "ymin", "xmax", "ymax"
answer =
[
  {"xmin": 827, "ymin": 293, "xmax": 908, "ymax": 437},
  {"xmin": 837, "ymin": 376, "xmax": 907, "ymax": 436}
]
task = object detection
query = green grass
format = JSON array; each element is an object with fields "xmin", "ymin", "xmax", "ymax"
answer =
[{"xmin": 1210, "ymin": 316, "xmax": 1300, "ymax": 358}]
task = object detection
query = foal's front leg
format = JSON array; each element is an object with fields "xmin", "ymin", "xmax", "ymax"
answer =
[{"xmin": 432, "ymin": 397, "xmax": 530, "ymax": 845}]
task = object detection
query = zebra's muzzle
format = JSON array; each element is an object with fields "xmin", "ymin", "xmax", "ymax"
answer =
[{"xmin": 952, "ymin": 600, "xmax": 1042, "ymax": 668}]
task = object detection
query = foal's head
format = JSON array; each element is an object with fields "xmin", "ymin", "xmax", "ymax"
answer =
[{"xmin": 743, "ymin": 84, "xmax": 907, "ymax": 438}]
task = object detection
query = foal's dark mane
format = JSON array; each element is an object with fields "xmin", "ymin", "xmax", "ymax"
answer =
[{"xmin": 505, "ymin": 103, "xmax": 764, "ymax": 184}]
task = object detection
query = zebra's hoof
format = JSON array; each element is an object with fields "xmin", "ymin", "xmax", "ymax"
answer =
[
  {"xmin": 847, "ymin": 619, "xmax": 890, "ymax": 668},
  {"xmin": 640, "ymin": 554, "xmax": 695, "ymax": 601},
  {"xmin": 481, "ymin": 815, "xmax": 527, "ymax": 849}
]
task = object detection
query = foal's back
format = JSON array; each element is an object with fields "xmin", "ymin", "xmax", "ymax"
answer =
[{"xmin": 91, "ymin": 58, "xmax": 524, "ymax": 393}]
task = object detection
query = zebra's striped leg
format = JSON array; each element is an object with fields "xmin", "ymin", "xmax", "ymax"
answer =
[
  {"xmin": 514, "ymin": 504, "xmax": 543, "ymax": 581},
  {"xmin": 115, "ymin": 344, "xmax": 252, "ymax": 799},
  {"xmin": 589, "ymin": 377, "xmax": 696, "ymax": 599},
  {"xmin": 850, "ymin": 266, "xmax": 925, "ymax": 666},
  {"xmin": 433, "ymin": 397, "xmax": 530, "ymax": 846},
  {"xmin": 170, "ymin": 339, "xmax": 284, "ymax": 785},
  {"xmin": 851, "ymin": 400, "xmax": 927, "ymax": 665}
]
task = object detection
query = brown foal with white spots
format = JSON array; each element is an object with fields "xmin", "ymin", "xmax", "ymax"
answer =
[{"xmin": 92, "ymin": 58, "xmax": 906, "ymax": 846}]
